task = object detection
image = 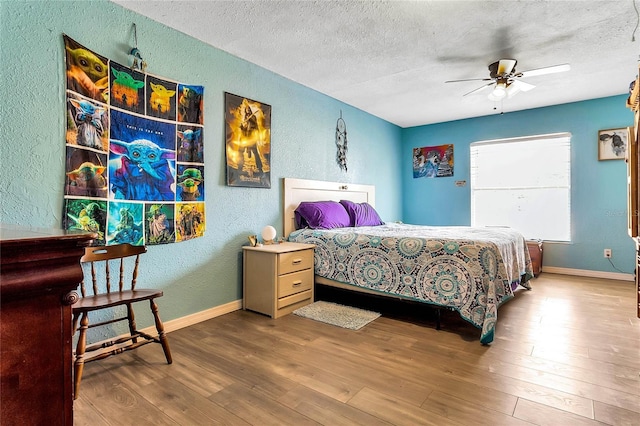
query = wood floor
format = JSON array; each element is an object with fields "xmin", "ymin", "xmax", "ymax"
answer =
[{"xmin": 74, "ymin": 273, "xmax": 640, "ymax": 425}]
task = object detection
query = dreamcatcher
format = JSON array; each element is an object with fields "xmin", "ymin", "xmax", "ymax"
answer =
[{"xmin": 335, "ymin": 111, "xmax": 348, "ymax": 172}]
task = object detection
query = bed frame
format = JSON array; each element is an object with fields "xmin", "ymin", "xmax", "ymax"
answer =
[{"xmin": 283, "ymin": 177, "xmax": 443, "ymax": 326}]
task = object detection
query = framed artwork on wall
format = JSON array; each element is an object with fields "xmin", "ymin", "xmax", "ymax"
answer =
[
  {"xmin": 224, "ymin": 92, "xmax": 271, "ymax": 188},
  {"xmin": 412, "ymin": 144, "xmax": 454, "ymax": 178},
  {"xmin": 598, "ymin": 128, "xmax": 628, "ymax": 160}
]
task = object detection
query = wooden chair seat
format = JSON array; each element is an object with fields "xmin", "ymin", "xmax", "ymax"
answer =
[
  {"xmin": 72, "ymin": 244, "xmax": 172, "ymax": 400},
  {"xmin": 74, "ymin": 289, "xmax": 164, "ymax": 311}
]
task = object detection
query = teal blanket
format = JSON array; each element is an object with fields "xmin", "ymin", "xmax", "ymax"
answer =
[{"xmin": 289, "ymin": 223, "xmax": 534, "ymax": 344}]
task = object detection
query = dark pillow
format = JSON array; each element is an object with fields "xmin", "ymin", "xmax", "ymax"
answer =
[
  {"xmin": 294, "ymin": 201, "xmax": 351, "ymax": 229},
  {"xmin": 339, "ymin": 200, "xmax": 384, "ymax": 226}
]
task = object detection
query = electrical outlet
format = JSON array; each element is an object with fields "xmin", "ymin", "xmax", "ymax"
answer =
[{"xmin": 604, "ymin": 248, "xmax": 612, "ymax": 258}]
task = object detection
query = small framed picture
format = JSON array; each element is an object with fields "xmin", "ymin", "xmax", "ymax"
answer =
[{"xmin": 598, "ymin": 128, "xmax": 628, "ymax": 160}]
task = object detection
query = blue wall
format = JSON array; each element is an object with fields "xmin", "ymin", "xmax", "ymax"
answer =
[
  {"xmin": 0, "ymin": 0, "xmax": 402, "ymax": 330},
  {"xmin": 0, "ymin": 0, "xmax": 633, "ymax": 335},
  {"xmin": 402, "ymin": 96, "xmax": 635, "ymax": 273}
]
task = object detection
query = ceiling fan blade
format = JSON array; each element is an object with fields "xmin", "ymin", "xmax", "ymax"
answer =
[
  {"xmin": 497, "ymin": 59, "xmax": 517, "ymax": 76},
  {"xmin": 518, "ymin": 63, "xmax": 570, "ymax": 78},
  {"xmin": 510, "ymin": 79, "xmax": 536, "ymax": 92},
  {"xmin": 445, "ymin": 77, "xmax": 493, "ymax": 83},
  {"xmin": 506, "ymin": 80, "xmax": 536, "ymax": 98},
  {"xmin": 463, "ymin": 82, "xmax": 494, "ymax": 97}
]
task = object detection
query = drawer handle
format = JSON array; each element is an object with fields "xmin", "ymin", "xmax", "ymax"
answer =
[
  {"xmin": 292, "ymin": 281, "xmax": 302, "ymax": 287},
  {"xmin": 292, "ymin": 258, "xmax": 302, "ymax": 265}
]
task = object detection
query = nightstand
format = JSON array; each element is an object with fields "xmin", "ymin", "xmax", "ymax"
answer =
[{"xmin": 242, "ymin": 242, "xmax": 315, "ymax": 318}]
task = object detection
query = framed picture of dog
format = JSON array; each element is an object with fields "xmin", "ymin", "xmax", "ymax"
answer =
[{"xmin": 598, "ymin": 128, "xmax": 628, "ymax": 160}]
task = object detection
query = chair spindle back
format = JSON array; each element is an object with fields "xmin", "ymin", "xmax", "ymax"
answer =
[{"xmin": 80, "ymin": 244, "xmax": 147, "ymax": 296}]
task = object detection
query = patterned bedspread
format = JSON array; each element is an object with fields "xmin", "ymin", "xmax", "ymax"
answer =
[{"xmin": 288, "ymin": 223, "xmax": 533, "ymax": 344}]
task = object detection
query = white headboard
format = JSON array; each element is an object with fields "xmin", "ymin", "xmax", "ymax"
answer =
[{"xmin": 283, "ymin": 178, "xmax": 375, "ymax": 237}]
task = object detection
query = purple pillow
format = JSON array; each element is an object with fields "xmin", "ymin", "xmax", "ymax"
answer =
[
  {"xmin": 294, "ymin": 201, "xmax": 351, "ymax": 229},
  {"xmin": 339, "ymin": 200, "xmax": 384, "ymax": 226}
]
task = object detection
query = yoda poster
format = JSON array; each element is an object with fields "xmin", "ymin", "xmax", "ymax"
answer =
[{"xmin": 63, "ymin": 35, "xmax": 205, "ymax": 246}]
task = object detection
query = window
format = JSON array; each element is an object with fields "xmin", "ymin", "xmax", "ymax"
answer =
[{"xmin": 470, "ymin": 133, "xmax": 571, "ymax": 241}]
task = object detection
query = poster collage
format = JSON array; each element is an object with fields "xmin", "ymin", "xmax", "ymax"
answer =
[
  {"xmin": 63, "ymin": 35, "xmax": 205, "ymax": 246},
  {"xmin": 412, "ymin": 144, "xmax": 454, "ymax": 178}
]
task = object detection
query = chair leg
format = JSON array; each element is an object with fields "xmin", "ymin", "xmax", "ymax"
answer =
[
  {"xmin": 73, "ymin": 312, "xmax": 89, "ymax": 400},
  {"xmin": 126, "ymin": 303, "xmax": 138, "ymax": 344},
  {"xmin": 72, "ymin": 312, "xmax": 80, "ymax": 336},
  {"xmin": 150, "ymin": 299, "xmax": 172, "ymax": 364}
]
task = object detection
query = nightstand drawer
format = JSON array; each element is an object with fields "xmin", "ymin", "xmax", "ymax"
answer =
[
  {"xmin": 277, "ymin": 289, "xmax": 312, "ymax": 309},
  {"xmin": 278, "ymin": 269, "xmax": 313, "ymax": 298},
  {"xmin": 278, "ymin": 249, "xmax": 313, "ymax": 275}
]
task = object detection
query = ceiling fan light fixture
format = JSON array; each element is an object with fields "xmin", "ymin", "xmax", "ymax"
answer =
[{"xmin": 489, "ymin": 82, "xmax": 507, "ymax": 100}]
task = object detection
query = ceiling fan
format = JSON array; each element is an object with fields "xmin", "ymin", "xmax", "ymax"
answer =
[{"xmin": 445, "ymin": 59, "xmax": 571, "ymax": 101}]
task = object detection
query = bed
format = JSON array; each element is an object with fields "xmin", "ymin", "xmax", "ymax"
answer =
[{"xmin": 283, "ymin": 178, "xmax": 534, "ymax": 344}]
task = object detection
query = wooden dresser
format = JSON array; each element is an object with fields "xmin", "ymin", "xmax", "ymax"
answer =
[
  {"xmin": 0, "ymin": 225, "xmax": 95, "ymax": 426},
  {"xmin": 243, "ymin": 242, "xmax": 315, "ymax": 318}
]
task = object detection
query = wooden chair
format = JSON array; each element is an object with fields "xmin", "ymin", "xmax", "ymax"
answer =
[{"xmin": 72, "ymin": 244, "xmax": 172, "ymax": 399}]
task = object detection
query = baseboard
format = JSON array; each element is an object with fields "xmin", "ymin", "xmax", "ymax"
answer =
[
  {"xmin": 141, "ymin": 299, "xmax": 243, "ymax": 335},
  {"xmin": 542, "ymin": 266, "xmax": 634, "ymax": 282}
]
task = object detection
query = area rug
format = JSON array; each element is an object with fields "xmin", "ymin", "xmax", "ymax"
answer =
[{"xmin": 293, "ymin": 301, "xmax": 381, "ymax": 330}]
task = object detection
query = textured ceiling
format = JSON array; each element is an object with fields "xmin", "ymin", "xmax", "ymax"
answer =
[{"xmin": 112, "ymin": 0, "xmax": 640, "ymax": 128}]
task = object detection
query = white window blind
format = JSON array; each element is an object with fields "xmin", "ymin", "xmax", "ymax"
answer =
[{"xmin": 470, "ymin": 133, "xmax": 571, "ymax": 242}]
